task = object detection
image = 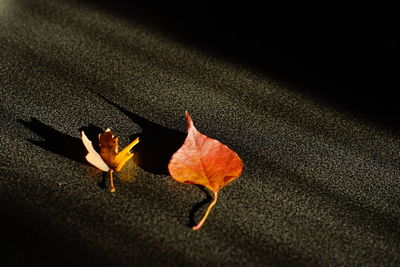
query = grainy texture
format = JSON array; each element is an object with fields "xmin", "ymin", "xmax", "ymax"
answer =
[{"xmin": 1, "ymin": 1, "xmax": 399, "ymax": 266}]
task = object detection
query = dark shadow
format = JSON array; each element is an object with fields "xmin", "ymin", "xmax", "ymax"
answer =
[
  {"xmin": 0, "ymin": 201, "xmax": 115, "ymax": 267},
  {"xmin": 188, "ymin": 185, "xmax": 212, "ymax": 228},
  {"xmin": 18, "ymin": 118, "xmax": 103, "ymax": 165},
  {"xmin": 19, "ymin": 118, "xmax": 107, "ymax": 188},
  {"xmin": 0, "ymin": 195, "xmax": 195, "ymax": 267},
  {"xmin": 98, "ymin": 95, "xmax": 186, "ymax": 175},
  {"xmin": 97, "ymin": 172, "xmax": 107, "ymax": 190},
  {"xmin": 77, "ymin": 1, "xmax": 399, "ymax": 130}
]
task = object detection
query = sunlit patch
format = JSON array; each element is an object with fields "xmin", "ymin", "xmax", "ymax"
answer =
[
  {"xmin": 118, "ymin": 158, "xmax": 138, "ymax": 184},
  {"xmin": 0, "ymin": 0, "xmax": 12, "ymax": 14}
]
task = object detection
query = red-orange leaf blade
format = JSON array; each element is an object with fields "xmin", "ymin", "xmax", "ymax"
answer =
[{"xmin": 168, "ymin": 112, "xmax": 243, "ymax": 192}]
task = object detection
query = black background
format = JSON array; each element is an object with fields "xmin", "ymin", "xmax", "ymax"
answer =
[{"xmin": 84, "ymin": 1, "xmax": 399, "ymax": 127}]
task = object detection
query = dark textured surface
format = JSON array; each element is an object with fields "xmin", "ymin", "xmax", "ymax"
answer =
[{"xmin": 1, "ymin": 1, "xmax": 400, "ymax": 266}]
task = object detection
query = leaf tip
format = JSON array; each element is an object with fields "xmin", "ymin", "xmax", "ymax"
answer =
[{"xmin": 185, "ymin": 111, "xmax": 194, "ymax": 129}]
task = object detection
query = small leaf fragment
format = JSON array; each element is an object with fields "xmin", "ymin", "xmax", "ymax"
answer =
[
  {"xmin": 114, "ymin": 138, "xmax": 140, "ymax": 171},
  {"xmin": 81, "ymin": 129, "xmax": 139, "ymax": 192},
  {"xmin": 98, "ymin": 129, "xmax": 118, "ymax": 169},
  {"xmin": 81, "ymin": 131, "xmax": 110, "ymax": 172},
  {"xmin": 168, "ymin": 112, "xmax": 243, "ymax": 230}
]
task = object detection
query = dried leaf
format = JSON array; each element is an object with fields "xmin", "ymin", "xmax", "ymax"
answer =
[
  {"xmin": 98, "ymin": 128, "xmax": 119, "ymax": 169},
  {"xmin": 82, "ymin": 131, "xmax": 110, "ymax": 172},
  {"xmin": 168, "ymin": 112, "xmax": 243, "ymax": 230},
  {"xmin": 81, "ymin": 129, "xmax": 139, "ymax": 192}
]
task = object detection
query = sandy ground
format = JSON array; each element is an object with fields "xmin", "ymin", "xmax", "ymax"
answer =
[{"xmin": 1, "ymin": 1, "xmax": 399, "ymax": 266}]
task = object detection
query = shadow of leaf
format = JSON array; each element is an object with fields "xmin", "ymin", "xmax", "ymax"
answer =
[
  {"xmin": 98, "ymin": 95, "xmax": 186, "ymax": 175},
  {"xmin": 18, "ymin": 118, "xmax": 102, "ymax": 164},
  {"xmin": 188, "ymin": 185, "xmax": 212, "ymax": 227},
  {"xmin": 19, "ymin": 118, "xmax": 106, "ymax": 187}
]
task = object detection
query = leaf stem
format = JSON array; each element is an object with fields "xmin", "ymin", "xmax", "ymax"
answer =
[
  {"xmin": 193, "ymin": 191, "xmax": 218, "ymax": 231},
  {"xmin": 109, "ymin": 170, "xmax": 115, "ymax": 193}
]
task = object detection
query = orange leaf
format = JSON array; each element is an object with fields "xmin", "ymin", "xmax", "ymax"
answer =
[{"xmin": 168, "ymin": 112, "xmax": 243, "ymax": 230}]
